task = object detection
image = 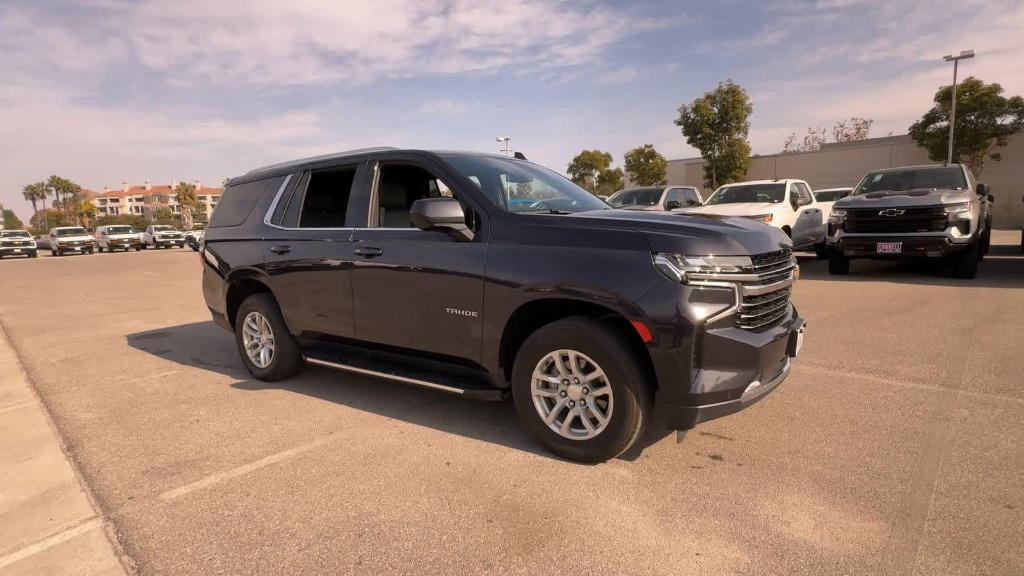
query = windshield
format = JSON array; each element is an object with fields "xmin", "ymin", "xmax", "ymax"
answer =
[
  {"xmin": 607, "ymin": 188, "xmax": 662, "ymax": 207},
  {"xmin": 442, "ymin": 155, "xmax": 609, "ymax": 214},
  {"xmin": 153, "ymin": 225, "xmax": 176, "ymax": 232},
  {"xmin": 106, "ymin": 226, "xmax": 135, "ymax": 235},
  {"xmin": 0, "ymin": 230, "xmax": 31, "ymax": 238},
  {"xmin": 705, "ymin": 183, "xmax": 785, "ymax": 205},
  {"xmin": 56, "ymin": 228, "xmax": 89, "ymax": 237},
  {"xmin": 854, "ymin": 167, "xmax": 967, "ymax": 194},
  {"xmin": 814, "ymin": 189, "xmax": 851, "ymax": 202}
]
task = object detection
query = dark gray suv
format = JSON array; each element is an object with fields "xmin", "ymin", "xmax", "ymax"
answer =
[{"xmin": 202, "ymin": 148, "xmax": 806, "ymax": 462}]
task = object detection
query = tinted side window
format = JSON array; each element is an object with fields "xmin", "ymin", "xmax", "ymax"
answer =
[
  {"xmin": 665, "ymin": 188, "xmax": 681, "ymax": 206},
  {"xmin": 298, "ymin": 167, "xmax": 357, "ymax": 228},
  {"xmin": 209, "ymin": 176, "xmax": 285, "ymax": 228},
  {"xmin": 374, "ymin": 163, "xmax": 462, "ymax": 228}
]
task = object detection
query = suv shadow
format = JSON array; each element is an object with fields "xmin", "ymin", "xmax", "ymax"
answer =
[
  {"xmin": 125, "ymin": 321, "xmax": 671, "ymax": 462},
  {"xmin": 796, "ymin": 240, "xmax": 1024, "ymax": 289}
]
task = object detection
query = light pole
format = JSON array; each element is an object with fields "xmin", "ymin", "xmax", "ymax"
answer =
[
  {"xmin": 942, "ymin": 49, "xmax": 975, "ymax": 164},
  {"xmin": 496, "ymin": 136, "xmax": 511, "ymax": 157}
]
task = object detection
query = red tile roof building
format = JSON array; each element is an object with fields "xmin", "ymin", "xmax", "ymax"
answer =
[{"xmin": 84, "ymin": 180, "xmax": 223, "ymax": 220}]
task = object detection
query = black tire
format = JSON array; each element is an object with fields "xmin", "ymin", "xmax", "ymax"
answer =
[
  {"xmin": 51, "ymin": 249, "xmax": 57, "ymax": 257},
  {"xmin": 234, "ymin": 293, "xmax": 303, "ymax": 381},
  {"xmin": 981, "ymin": 219, "xmax": 992, "ymax": 256},
  {"xmin": 30, "ymin": 251, "xmax": 38, "ymax": 259},
  {"xmin": 511, "ymin": 317, "xmax": 651, "ymax": 463},
  {"xmin": 949, "ymin": 241, "xmax": 979, "ymax": 279},
  {"xmin": 135, "ymin": 246, "xmax": 142, "ymax": 252},
  {"xmin": 828, "ymin": 250, "xmax": 850, "ymax": 275},
  {"xmin": 814, "ymin": 242, "xmax": 828, "ymax": 260}
]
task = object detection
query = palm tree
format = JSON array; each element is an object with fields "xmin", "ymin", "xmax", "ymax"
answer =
[
  {"xmin": 22, "ymin": 182, "xmax": 46, "ymax": 221},
  {"xmin": 175, "ymin": 181, "xmax": 199, "ymax": 230}
]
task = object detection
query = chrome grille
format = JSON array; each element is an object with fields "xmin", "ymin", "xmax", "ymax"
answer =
[{"xmin": 684, "ymin": 248, "xmax": 796, "ymax": 331}]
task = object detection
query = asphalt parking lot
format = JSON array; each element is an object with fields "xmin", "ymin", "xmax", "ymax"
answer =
[{"xmin": 1, "ymin": 232, "xmax": 1022, "ymax": 575}]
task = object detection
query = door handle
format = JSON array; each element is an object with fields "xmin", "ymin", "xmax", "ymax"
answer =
[
  {"xmin": 269, "ymin": 245, "xmax": 291, "ymax": 255},
  {"xmin": 354, "ymin": 247, "xmax": 384, "ymax": 258}
]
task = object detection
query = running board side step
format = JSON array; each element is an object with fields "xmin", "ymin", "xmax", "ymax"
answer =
[{"xmin": 304, "ymin": 356, "xmax": 505, "ymax": 401}]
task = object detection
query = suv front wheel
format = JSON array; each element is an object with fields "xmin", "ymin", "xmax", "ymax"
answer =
[
  {"xmin": 511, "ymin": 317, "xmax": 651, "ymax": 463},
  {"xmin": 234, "ymin": 293, "xmax": 304, "ymax": 381}
]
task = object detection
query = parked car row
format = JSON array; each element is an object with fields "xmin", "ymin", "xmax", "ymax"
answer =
[
  {"xmin": 613, "ymin": 163, "xmax": 993, "ymax": 279},
  {"xmin": 0, "ymin": 224, "xmax": 203, "ymax": 259}
]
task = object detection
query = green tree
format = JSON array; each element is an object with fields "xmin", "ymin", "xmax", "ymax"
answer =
[
  {"xmin": 623, "ymin": 144, "xmax": 667, "ymax": 186},
  {"xmin": 2, "ymin": 208, "xmax": 24, "ymax": 230},
  {"xmin": 909, "ymin": 77, "xmax": 1024, "ymax": 176},
  {"xmin": 29, "ymin": 209, "xmax": 62, "ymax": 235},
  {"xmin": 175, "ymin": 181, "xmax": 199, "ymax": 230},
  {"xmin": 151, "ymin": 207, "xmax": 175, "ymax": 225},
  {"xmin": 675, "ymin": 80, "xmax": 753, "ymax": 189},
  {"xmin": 596, "ymin": 167, "xmax": 624, "ymax": 197},
  {"xmin": 75, "ymin": 200, "xmax": 97, "ymax": 228},
  {"xmin": 567, "ymin": 150, "xmax": 623, "ymax": 195},
  {"xmin": 46, "ymin": 175, "xmax": 83, "ymax": 223}
]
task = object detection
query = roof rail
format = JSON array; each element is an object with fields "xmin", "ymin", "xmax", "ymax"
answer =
[{"xmin": 246, "ymin": 147, "xmax": 399, "ymax": 175}]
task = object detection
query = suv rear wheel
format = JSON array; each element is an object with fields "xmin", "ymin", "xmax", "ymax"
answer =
[
  {"xmin": 511, "ymin": 317, "xmax": 650, "ymax": 463},
  {"xmin": 234, "ymin": 293, "xmax": 303, "ymax": 381}
]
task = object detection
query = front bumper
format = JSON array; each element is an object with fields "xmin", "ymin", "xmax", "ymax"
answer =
[
  {"xmin": 656, "ymin": 316, "xmax": 804, "ymax": 429},
  {"xmin": 0, "ymin": 246, "xmax": 36, "ymax": 255},
  {"xmin": 154, "ymin": 237, "xmax": 184, "ymax": 246},
  {"xmin": 830, "ymin": 234, "xmax": 970, "ymax": 258}
]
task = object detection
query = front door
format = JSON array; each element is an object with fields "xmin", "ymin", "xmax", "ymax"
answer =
[
  {"xmin": 790, "ymin": 182, "xmax": 823, "ymax": 248},
  {"xmin": 349, "ymin": 159, "xmax": 487, "ymax": 363}
]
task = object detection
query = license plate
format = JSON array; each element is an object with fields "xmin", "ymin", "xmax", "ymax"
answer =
[
  {"xmin": 877, "ymin": 242, "xmax": 902, "ymax": 254},
  {"xmin": 70, "ymin": 247, "xmax": 81, "ymax": 251},
  {"xmin": 13, "ymin": 249, "xmax": 21, "ymax": 253}
]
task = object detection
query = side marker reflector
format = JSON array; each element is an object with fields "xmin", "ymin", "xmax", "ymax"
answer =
[{"xmin": 630, "ymin": 320, "xmax": 653, "ymax": 343}]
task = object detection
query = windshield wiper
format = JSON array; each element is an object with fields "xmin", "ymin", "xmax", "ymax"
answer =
[{"xmin": 522, "ymin": 209, "xmax": 573, "ymax": 215}]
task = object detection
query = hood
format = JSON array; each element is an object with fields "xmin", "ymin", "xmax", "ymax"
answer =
[
  {"xmin": 106, "ymin": 233, "xmax": 137, "ymax": 239},
  {"xmin": 676, "ymin": 202, "xmax": 779, "ymax": 217},
  {"xmin": 54, "ymin": 234, "xmax": 94, "ymax": 241},
  {"xmin": 548, "ymin": 209, "xmax": 791, "ymax": 256},
  {"xmin": 835, "ymin": 188, "xmax": 972, "ymax": 209}
]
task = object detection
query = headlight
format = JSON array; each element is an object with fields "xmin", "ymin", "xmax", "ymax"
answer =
[
  {"xmin": 829, "ymin": 209, "xmax": 847, "ymax": 224},
  {"xmin": 747, "ymin": 214, "xmax": 773, "ymax": 224},
  {"xmin": 653, "ymin": 253, "xmax": 753, "ymax": 283},
  {"xmin": 944, "ymin": 202, "xmax": 970, "ymax": 215}
]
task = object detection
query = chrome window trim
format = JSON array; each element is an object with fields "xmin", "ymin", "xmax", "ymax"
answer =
[{"xmin": 261, "ymin": 173, "xmax": 294, "ymax": 228}]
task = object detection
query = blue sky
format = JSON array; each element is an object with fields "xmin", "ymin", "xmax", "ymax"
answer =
[{"xmin": 2, "ymin": 0, "xmax": 1023, "ymax": 220}]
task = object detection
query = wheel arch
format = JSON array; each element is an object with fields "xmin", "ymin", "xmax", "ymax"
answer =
[
  {"xmin": 224, "ymin": 272, "xmax": 277, "ymax": 329},
  {"xmin": 497, "ymin": 298, "xmax": 656, "ymax": 390}
]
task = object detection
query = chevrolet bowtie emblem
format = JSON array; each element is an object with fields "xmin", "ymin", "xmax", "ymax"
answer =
[{"xmin": 878, "ymin": 209, "xmax": 906, "ymax": 216}]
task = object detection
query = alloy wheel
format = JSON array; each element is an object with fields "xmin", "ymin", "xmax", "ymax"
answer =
[
  {"xmin": 531, "ymin": 349, "xmax": 613, "ymax": 440},
  {"xmin": 241, "ymin": 311, "xmax": 275, "ymax": 369}
]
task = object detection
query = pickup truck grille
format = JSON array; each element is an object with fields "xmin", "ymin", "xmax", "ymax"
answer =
[
  {"xmin": 1, "ymin": 240, "xmax": 32, "ymax": 247},
  {"xmin": 844, "ymin": 207, "xmax": 947, "ymax": 234}
]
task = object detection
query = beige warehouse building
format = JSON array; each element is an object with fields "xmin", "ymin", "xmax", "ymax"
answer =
[{"xmin": 663, "ymin": 134, "xmax": 1023, "ymax": 228}]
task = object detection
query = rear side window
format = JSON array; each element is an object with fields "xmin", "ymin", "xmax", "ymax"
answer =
[
  {"xmin": 299, "ymin": 167, "xmax": 357, "ymax": 228},
  {"xmin": 209, "ymin": 176, "xmax": 285, "ymax": 228}
]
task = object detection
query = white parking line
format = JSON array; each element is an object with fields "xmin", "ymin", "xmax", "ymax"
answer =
[
  {"xmin": 0, "ymin": 517, "xmax": 104, "ymax": 569},
  {"xmin": 0, "ymin": 398, "xmax": 36, "ymax": 416},
  {"xmin": 117, "ymin": 370, "xmax": 181, "ymax": 385},
  {"xmin": 159, "ymin": 436, "xmax": 332, "ymax": 502}
]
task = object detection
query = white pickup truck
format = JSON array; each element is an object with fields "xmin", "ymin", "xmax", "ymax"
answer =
[
  {"xmin": 142, "ymin": 225, "xmax": 186, "ymax": 249},
  {"xmin": 678, "ymin": 178, "xmax": 827, "ymax": 257}
]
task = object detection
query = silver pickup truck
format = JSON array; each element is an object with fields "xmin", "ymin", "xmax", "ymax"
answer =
[{"xmin": 827, "ymin": 163, "xmax": 992, "ymax": 279}]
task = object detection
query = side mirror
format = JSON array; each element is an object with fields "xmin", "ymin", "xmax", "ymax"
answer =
[
  {"xmin": 976, "ymin": 182, "xmax": 990, "ymax": 196},
  {"xmin": 665, "ymin": 200, "xmax": 682, "ymax": 210},
  {"xmin": 410, "ymin": 197, "xmax": 473, "ymax": 241}
]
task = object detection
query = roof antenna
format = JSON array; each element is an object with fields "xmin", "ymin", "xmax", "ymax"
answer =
[{"xmin": 513, "ymin": 151, "xmax": 527, "ymax": 161}]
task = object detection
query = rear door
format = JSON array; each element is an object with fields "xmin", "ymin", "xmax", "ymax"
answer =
[
  {"xmin": 262, "ymin": 163, "xmax": 367, "ymax": 339},
  {"xmin": 348, "ymin": 154, "xmax": 488, "ymax": 363},
  {"xmin": 790, "ymin": 182, "xmax": 823, "ymax": 248}
]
